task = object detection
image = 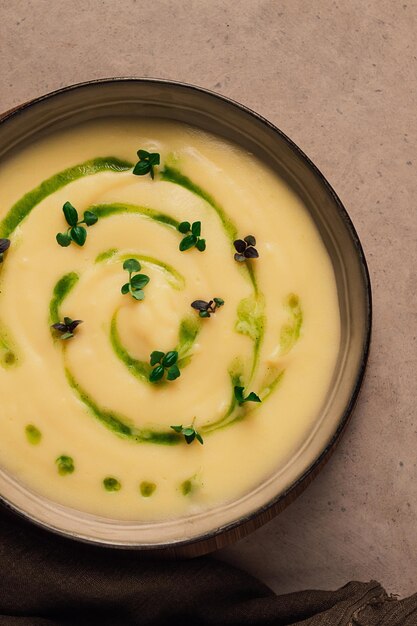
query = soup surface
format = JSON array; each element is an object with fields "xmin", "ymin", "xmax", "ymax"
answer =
[{"xmin": 0, "ymin": 119, "xmax": 340, "ymax": 521}]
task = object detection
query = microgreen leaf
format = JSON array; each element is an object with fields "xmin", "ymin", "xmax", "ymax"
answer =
[
  {"xmin": 244, "ymin": 235, "xmax": 256, "ymax": 246},
  {"xmin": 63, "ymin": 201, "xmax": 78, "ymax": 227},
  {"xmin": 56, "ymin": 202, "xmax": 99, "ymax": 247},
  {"xmin": 52, "ymin": 323, "xmax": 68, "ymax": 333},
  {"xmin": 133, "ymin": 160, "xmax": 151, "ymax": 176},
  {"xmin": 167, "ymin": 364, "xmax": 180, "ymax": 380},
  {"xmin": 170, "ymin": 422, "xmax": 204, "ymax": 445},
  {"xmin": 234, "ymin": 239, "xmax": 246, "ymax": 253},
  {"xmin": 131, "ymin": 289, "xmax": 145, "ymax": 301},
  {"xmin": 234, "ymin": 386, "xmax": 245, "ymax": 404},
  {"xmin": 70, "ymin": 225, "xmax": 87, "ymax": 246},
  {"xmin": 149, "ymin": 350, "xmax": 180, "ymax": 382},
  {"xmin": 191, "ymin": 221, "xmax": 201, "ymax": 237},
  {"xmin": 179, "ymin": 234, "xmax": 197, "ymax": 251},
  {"xmin": 178, "ymin": 221, "xmax": 191, "ymax": 234},
  {"xmin": 121, "ymin": 259, "xmax": 150, "ymax": 300},
  {"xmin": 191, "ymin": 300, "xmax": 210, "ymax": 312},
  {"xmin": 123, "ymin": 258, "xmax": 141, "ymax": 273},
  {"xmin": 150, "ymin": 365, "xmax": 164, "ymax": 382},
  {"xmin": 234, "ymin": 386, "xmax": 262, "ymax": 405},
  {"xmin": 191, "ymin": 297, "xmax": 225, "ymax": 318},
  {"xmin": 130, "ymin": 273, "xmax": 150, "ymax": 289},
  {"xmin": 177, "ymin": 221, "xmax": 206, "ymax": 252},
  {"xmin": 67, "ymin": 319, "xmax": 83, "ymax": 333},
  {"xmin": 245, "ymin": 391, "xmax": 261, "ymax": 402},
  {"xmin": 150, "ymin": 351, "xmax": 164, "ymax": 366},
  {"xmin": 83, "ymin": 210, "xmax": 98, "ymax": 226},
  {"xmin": 162, "ymin": 351, "xmax": 178, "ymax": 368},
  {"xmin": 133, "ymin": 149, "xmax": 160, "ymax": 179},
  {"xmin": 244, "ymin": 246, "xmax": 259, "ymax": 259},
  {"xmin": 56, "ymin": 232, "xmax": 72, "ymax": 247}
]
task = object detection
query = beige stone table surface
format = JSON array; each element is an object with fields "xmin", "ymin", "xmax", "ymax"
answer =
[{"xmin": 1, "ymin": 0, "xmax": 416, "ymax": 598}]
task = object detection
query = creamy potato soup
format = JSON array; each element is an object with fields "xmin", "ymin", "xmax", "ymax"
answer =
[{"xmin": 0, "ymin": 120, "xmax": 340, "ymax": 521}]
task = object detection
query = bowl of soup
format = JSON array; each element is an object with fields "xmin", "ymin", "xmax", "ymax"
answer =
[{"xmin": 0, "ymin": 79, "xmax": 371, "ymax": 554}]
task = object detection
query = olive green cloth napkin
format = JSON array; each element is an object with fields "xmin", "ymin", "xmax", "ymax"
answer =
[{"xmin": 0, "ymin": 507, "xmax": 415, "ymax": 626}]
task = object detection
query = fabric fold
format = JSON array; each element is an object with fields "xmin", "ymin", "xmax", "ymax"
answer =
[{"xmin": 0, "ymin": 507, "xmax": 416, "ymax": 625}]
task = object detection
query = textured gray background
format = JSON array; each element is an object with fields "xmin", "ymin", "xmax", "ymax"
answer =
[{"xmin": 1, "ymin": 0, "xmax": 416, "ymax": 597}]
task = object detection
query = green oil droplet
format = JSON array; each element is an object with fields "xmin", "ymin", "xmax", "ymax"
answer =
[
  {"xmin": 181, "ymin": 479, "xmax": 193, "ymax": 496},
  {"xmin": 25, "ymin": 424, "xmax": 41, "ymax": 445},
  {"xmin": 103, "ymin": 476, "xmax": 121, "ymax": 492},
  {"xmin": 4, "ymin": 351, "xmax": 15, "ymax": 365},
  {"xmin": 140, "ymin": 481, "xmax": 156, "ymax": 497},
  {"xmin": 55, "ymin": 455, "xmax": 74, "ymax": 476}
]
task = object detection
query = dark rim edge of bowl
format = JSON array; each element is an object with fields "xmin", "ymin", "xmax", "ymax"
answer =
[{"xmin": 0, "ymin": 77, "xmax": 372, "ymax": 551}]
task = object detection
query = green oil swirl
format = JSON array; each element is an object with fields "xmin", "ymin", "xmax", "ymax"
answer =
[
  {"xmin": 177, "ymin": 316, "xmax": 201, "ymax": 367},
  {"xmin": 91, "ymin": 202, "xmax": 179, "ymax": 230},
  {"xmin": 65, "ymin": 368, "xmax": 180, "ymax": 445},
  {"xmin": 49, "ymin": 272, "xmax": 79, "ymax": 326},
  {"xmin": 161, "ymin": 165, "xmax": 237, "ymax": 241},
  {"xmin": 5, "ymin": 152, "xmax": 292, "ymax": 446},
  {"xmin": 96, "ymin": 249, "xmax": 185, "ymax": 290},
  {"xmin": 0, "ymin": 157, "xmax": 133, "ymax": 238},
  {"xmin": 201, "ymin": 360, "xmax": 243, "ymax": 434},
  {"xmin": 110, "ymin": 312, "xmax": 200, "ymax": 383},
  {"xmin": 0, "ymin": 158, "xmax": 132, "ymax": 369},
  {"xmin": 110, "ymin": 312, "xmax": 151, "ymax": 382},
  {"xmin": 161, "ymin": 162, "xmax": 264, "ymax": 379},
  {"xmin": 235, "ymin": 294, "xmax": 266, "ymax": 379}
]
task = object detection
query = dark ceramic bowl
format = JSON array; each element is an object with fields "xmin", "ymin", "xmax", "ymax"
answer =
[{"xmin": 0, "ymin": 79, "xmax": 371, "ymax": 554}]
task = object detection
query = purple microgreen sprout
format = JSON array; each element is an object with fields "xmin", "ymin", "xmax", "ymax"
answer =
[
  {"xmin": 51, "ymin": 317, "xmax": 83, "ymax": 340},
  {"xmin": 233, "ymin": 235, "xmax": 259, "ymax": 262},
  {"xmin": 0, "ymin": 238, "xmax": 11, "ymax": 263},
  {"xmin": 191, "ymin": 297, "xmax": 224, "ymax": 318}
]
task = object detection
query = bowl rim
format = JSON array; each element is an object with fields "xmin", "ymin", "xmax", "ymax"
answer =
[{"xmin": 0, "ymin": 77, "xmax": 372, "ymax": 551}]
